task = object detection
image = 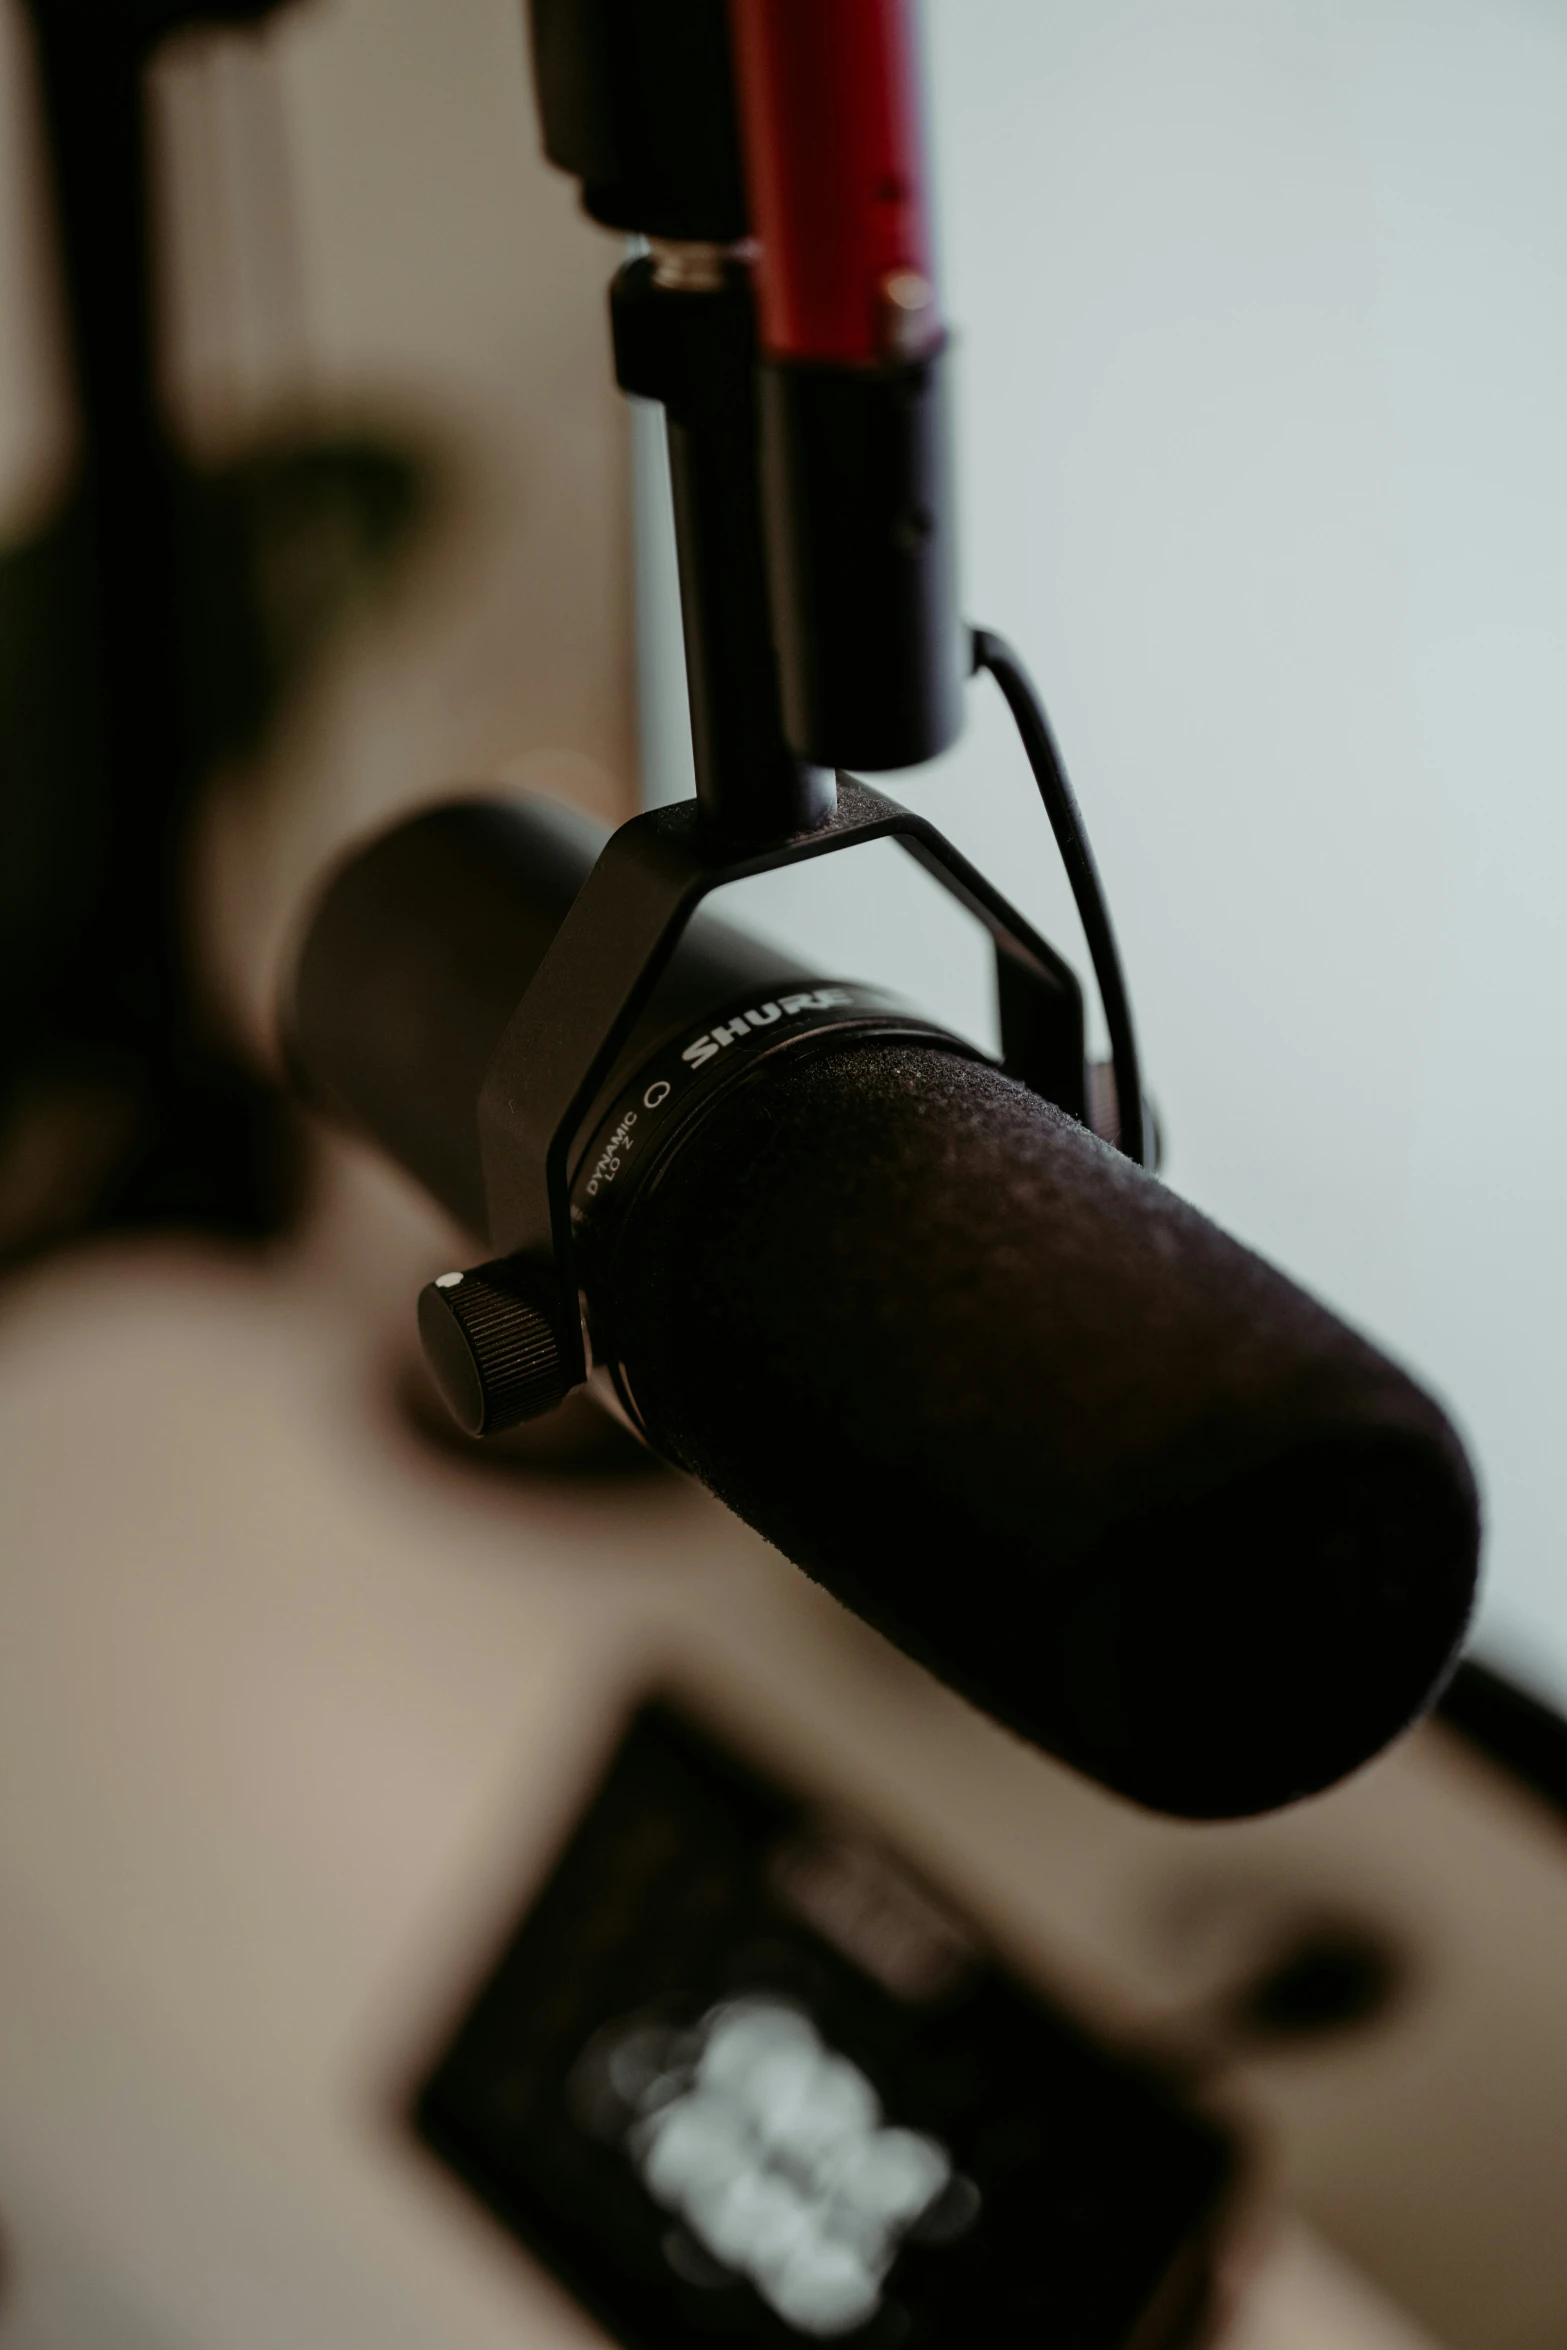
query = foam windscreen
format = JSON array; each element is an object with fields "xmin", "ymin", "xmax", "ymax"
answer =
[{"xmin": 609, "ymin": 1041, "xmax": 1479, "ymax": 1817}]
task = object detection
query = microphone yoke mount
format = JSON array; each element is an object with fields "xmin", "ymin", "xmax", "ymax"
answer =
[{"xmin": 419, "ymin": 778, "xmax": 1086, "ymax": 1432}]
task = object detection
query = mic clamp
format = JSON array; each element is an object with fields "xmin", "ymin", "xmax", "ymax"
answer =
[
  {"xmin": 420, "ymin": 975, "xmax": 974, "ymax": 1439},
  {"xmin": 419, "ymin": 779, "xmax": 1086, "ymax": 1429}
]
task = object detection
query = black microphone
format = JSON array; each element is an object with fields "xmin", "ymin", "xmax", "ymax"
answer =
[{"xmin": 284, "ymin": 791, "xmax": 1480, "ymax": 1822}]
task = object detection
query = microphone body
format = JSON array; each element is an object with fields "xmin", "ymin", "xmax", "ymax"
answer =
[{"xmin": 285, "ymin": 795, "xmax": 1479, "ymax": 1821}]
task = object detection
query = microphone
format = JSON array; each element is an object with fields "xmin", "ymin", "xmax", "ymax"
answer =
[{"xmin": 283, "ymin": 791, "xmax": 1480, "ymax": 1823}]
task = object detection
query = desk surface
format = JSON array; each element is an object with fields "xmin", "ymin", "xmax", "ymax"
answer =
[{"xmin": 0, "ymin": 1165, "xmax": 1560, "ymax": 2349}]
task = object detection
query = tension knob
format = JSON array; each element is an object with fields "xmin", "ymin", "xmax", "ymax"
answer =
[{"xmin": 417, "ymin": 1257, "xmax": 575, "ymax": 1435}]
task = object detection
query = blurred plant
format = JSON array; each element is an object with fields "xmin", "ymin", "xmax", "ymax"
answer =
[
  {"xmin": 0, "ymin": 0, "xmax": 445, "ymax": 1265},
  {"xmin": 182, "ymin": 431, "xmax": 431, "ymax": 763},
  {"xmin": 0, "ymin": 428, "xmax": 433, "ymax": 1260}
]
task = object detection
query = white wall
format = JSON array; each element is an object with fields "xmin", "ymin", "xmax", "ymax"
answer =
[{"xmin": 639, "ymin": 0, "xmax": 1567, "ymax": 1706}]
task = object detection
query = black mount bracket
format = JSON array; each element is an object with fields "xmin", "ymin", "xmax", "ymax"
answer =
[
  {"xmin": 473, "ymin": 777, "xmax": 1084, "ymax": 1394},
  {"xmin": 418, "ymin": 256, "xmax": 1092, "ymax": 1437}
]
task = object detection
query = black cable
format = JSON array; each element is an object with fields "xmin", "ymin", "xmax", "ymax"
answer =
[{"xmin": 970, "ymin": 627, "xmax": 1147, "ymax": 1169}]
